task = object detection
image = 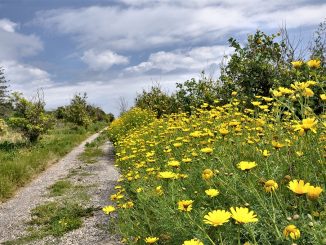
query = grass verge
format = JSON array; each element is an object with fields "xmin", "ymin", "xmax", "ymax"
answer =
[{"xmin": 0, "ymin": 121, "xmax": 107, "ymax": 201}]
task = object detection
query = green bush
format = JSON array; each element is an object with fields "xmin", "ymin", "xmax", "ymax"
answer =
[
  {"xmin": 219, "ymin": 31, "xmax": 290, "ymax": 103},
  {"xmin": 8, "ymin": 93, "xmax": 54, "ymax": 142},
  {"xmin": 64, "ymin": 93, "xmax": 91, "ymax": 128},
  {"xmin": 135, "ymin": 84, "xmax": 178, "ymax": 117},
  {"xmin": 175, "ymin": 72, "xmax": 220, "ymax": 114}
]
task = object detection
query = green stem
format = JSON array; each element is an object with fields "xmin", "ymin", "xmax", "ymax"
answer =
[
  {"xmin": 186, "ymin": 213, "xmax": 216, "ymax": 245},
  {"xmin": 237, "ymin": 226, "xmax": 241, "ymax": 245}
]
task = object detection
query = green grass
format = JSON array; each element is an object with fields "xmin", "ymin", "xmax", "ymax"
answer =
[
  {"xmin": 48, "ymin": 180, "xmax": 73, "ymax": 196},
  {"xmin": 79, "ymin": 147, "xmax": 103, "ymax": 164},
  {"xmin": 4, "ymin": 202, "xmax": 96, "ymax": 244},
  {"xmin": 29, "ymin": 201, "xmax": 95, "ymax": 235},
  {"xmin": 0, "ymin": 121, "xmax": 107, "ymax": 201},
  {"xmin": 79, "ymin": 131, "xmax": 108, "ymax": 164}
]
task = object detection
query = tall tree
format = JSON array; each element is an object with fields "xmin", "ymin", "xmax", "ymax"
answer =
[{"xmin": 0, "ymin": 66, "xmax": 10, "ymax": 117}]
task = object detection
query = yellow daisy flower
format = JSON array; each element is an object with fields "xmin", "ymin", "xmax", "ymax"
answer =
[
  {"xmin": 202, "ymin": 169, "xmax": 214, "ymax": 180},
  {"xmin": 283, "ymin": 224, "xmax": 300, "ymax": 240},
  {"xmin": 205, "ymin": 188, "xmax": 220, "ymax": 197},
  {"xmin": 203, "ymin": 209, "xmax": 231, "ymax": 227},
  {"xmin": 182, "ymin": 239, "xmax": 204, "ymax": 245},
  {"xmin": 230, "ymin": 207, "xmax": 258, "ymax": 224},
  {"xmin": 145, "ymin": 236, "xmax": 159, "ymax": 244},
  {"xmin": 291, "ymin": 60, "xmax": 303, "ymax": 68},
  {"xmin": 306, "ymin": 59, "xmax": 321, "ymax": 68},
  {"xmin": 158, "ymin": 171, "xmax": 177, "ymax": 179},
  {"xmin": 237, "ymin": 161, "xmax": 257, "ymax": 171},
  {"xmin": 102, "ymin": 205, "xmax": 116, "ymax": 215},
  {"xmin": 178, "ymin": 200, "xmax": 193, "ymax": 212},
  {"xmin": 264, "ymin": 180, "xmax": 278, "ymax": 192},
  {"xmin": 288, "ymin": 179, "xmax": 310, "ymax": 195},
  {"xmin": 307, "ymin": 185, "xmax": 323, "ymax": 200}
]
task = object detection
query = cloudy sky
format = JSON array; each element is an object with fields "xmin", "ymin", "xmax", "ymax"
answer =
[{"xmin": 0, "ymin": 0, "xmax": 325, "ymax": 115}]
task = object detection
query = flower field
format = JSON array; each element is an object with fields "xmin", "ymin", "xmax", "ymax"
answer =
[{"xmin": 106, "ymin": 68, "xmax": 326, "ymax": 244}]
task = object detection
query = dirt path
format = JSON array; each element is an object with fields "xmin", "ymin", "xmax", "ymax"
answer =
[{"xmin": 0, "ymin": 132, "xmax": 120, "ymax": 244}]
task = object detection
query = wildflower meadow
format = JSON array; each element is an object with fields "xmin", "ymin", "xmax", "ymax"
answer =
[{"xmin": 105, "ymin": 57, "xmax": 325, "ymax": 244}]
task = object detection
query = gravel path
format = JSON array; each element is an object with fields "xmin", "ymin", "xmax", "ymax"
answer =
[{"xmin": 0, "ymin": 132, "xmax": 120, "ymax": 244}]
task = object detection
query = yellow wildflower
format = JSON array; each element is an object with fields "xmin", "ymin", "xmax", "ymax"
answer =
[
  {"xmin": 303, "ymin": 87, "xmax": 314, "ymax": 97},
  {"xmin": 278, "ymin": 87, "xmax": 294, "ymax": 95},
  {"xmin": 283, "ymin": 224, "xmax": 300, "ymax": 240},
  {"xmin": 182, "ymin": 238, "xmax": 204, "ymax": 245},
  {"xmin": 190, "ymin": 131, "xmax": 202, "ymax": 137},
  {"xmin": 167, "ymin": 160, "xmax": 180, "ymax": 167},
  {"xmin": 145, "ymin": 236, "xmax": 159, "ymax": 244},
  {"xmin": 251, "ymin": 101, "xmax": 261, "ymax": 106},
  {"xmin": 205, "ymin": 188, "xmax": 220, "ymax": 197},
  {"xmin": 219, "ymin": 128, "xmax": 229, "ymax": 136},
  {"xmin": 158, "ymin": 171, "xmax": 177, "ymax": 179},
  {"xmin": 288, "ymin": 179, "xmax": 310, "ymax": 195},
  {"xmin": 178, "ymin": 200, "xmax": 193, "ymax": 212},
  {"xmin": 200, "ymin": 147, "xmax": 213, "ymax": 154},
  {"xmin": 155, "ymin": 186, "xmax": 164, "ymax": 195},
  {"xmin": 237, "ymin": 161, "xmax": 257, "ymax": 171},
  {"xmin": 272, "ymin": 140, "xmax": 285, "ymax": 149},
  {"xmin": 203, "ymin": 209, "xmax": 231, "ymax": 227},
  {"xmin": 230, "ymin": 207, "xmax": 258, "ymax": 224},
  {"xmin": 262, "ymin": 149, "xmax": 270, "ymax": 157},
  {"xmin": 296, "ymin": 151, "xmax": 304, "ymax": 157},
  {"xmin": 307, "ymin": 59, "xmax": 321, "ymax": 68},
  {"xmin": 272, "ymin": 90, "xmax": 282, "ymax": 97},
  {"xmin": 202, "ymin": 169, "xmax": 214, "ymax": 180},
  {"xmin": 293, "ymin": 118, "xmax": 317, "ymax": 135},
  {"xmin": 307, "ymin": 185, "xmax": 323, "ymax": 200},
  {"xmin": 291, "ymin": 60, "xmax": 303, "ymax": 68},
  {"xmin": 121, "ymin": 201, "xmax": 134, "ymax": 209},
  {"xmin": 102, "ymin": 205, "xmax": 115, "ymax": 215},
  {"xmin": 321, "ymin": 94, "xmax": 326, "ymax": 101},
  {"xmin": 110, "ymin": 193, "xmax": 124, "ymax": 201},
  {"xmin": 173, "ymin": 142, "xmax": 183, "ymax": 147},
  {"xmin": 182, "ymin": 157, "xmax": 192, "ymax": 163},
  {"xmin": 264, "ymin": 180, "xmax": 278, "ymax": 192}
]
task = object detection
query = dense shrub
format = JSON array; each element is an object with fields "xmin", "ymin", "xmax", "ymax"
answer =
[
  {"xmin": 55, "ymin": 93, "xmax": 112, "ymax": 126},
  {"xmin": 64, "ymin": 93, "xmax": 91, "ymax": 127},
  {"xmin": 175, "ymin": 73, "xmax": 221, "ymax": 114},
  {"xmin": 135, "ymin": 84, "xmax": 178, "ymax": 117},
  {"xmin": 219, "ymin": 31, "xmax": 290, "ymax": 103},
  {"xmin": 8, "ymin": 93, "xmax": 54, "ymax": 142}
]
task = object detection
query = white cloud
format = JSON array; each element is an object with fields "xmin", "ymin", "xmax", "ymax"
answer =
[
  {"xmin": 0, "ymin": 19, "xmax": 42, "ymax": 60},
  {"xmin": 43, "ymin": 73, "xmax": 195, "ymax": 115},
  {"xmin": 0, "ymin": 18, "xmax": 18, "ymax": 32},
  {"xmin": 34, "ymin": 1, "xmax": 325, "ymax": 52},
  {"xmin": 126, "ymin": 45, "xmax": 232, "ymax": 73},
  {"xmin": 0, "ymin": 60, "xmax": 53, "ymax": 95},
  {"xmin": 81, "ymin": 49, "xmax": 129, "ymax": 70}
]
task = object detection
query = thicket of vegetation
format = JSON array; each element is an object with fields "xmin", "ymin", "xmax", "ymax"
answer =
[
  {"xmin": 134, "ymin": 24, "xmax": 326, "ymax": 117},
  {"xmin": 107, "ymin": 23, "xmax": 325, "ymax": 244}
]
